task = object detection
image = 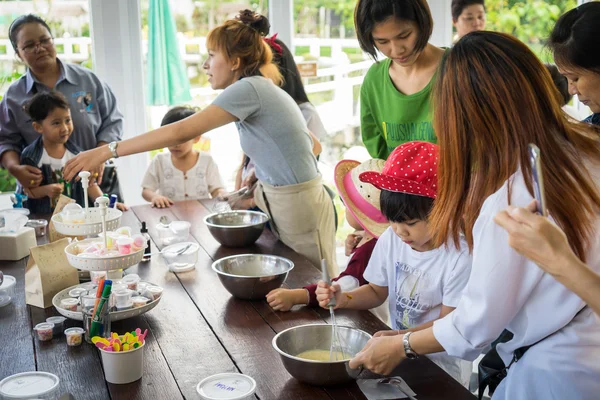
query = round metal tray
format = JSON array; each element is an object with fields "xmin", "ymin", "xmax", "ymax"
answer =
[
  {"xmin": 52, "ymin": 282, "xmax": 161, "ymax": 322},
  {"xmin": 65, "ymin": 238, "xmax": 144, "ymax": 271},
  {"xmin": 51, "ymin": 208, "xmax": 122, "ymax": 236}
]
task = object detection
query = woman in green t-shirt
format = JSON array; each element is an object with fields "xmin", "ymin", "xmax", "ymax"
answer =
[{"xmin": 356, "ymin": 0, "xmax": 445, "ymax": 159}]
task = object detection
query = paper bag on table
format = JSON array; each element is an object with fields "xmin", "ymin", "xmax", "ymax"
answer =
[
  {"xmin": 25, "ymin": 238, "xmax": 79, "ymax": 309},
  {"xmin": 48, "ymin": 195, "xmax": 76, "ymax": 243}
]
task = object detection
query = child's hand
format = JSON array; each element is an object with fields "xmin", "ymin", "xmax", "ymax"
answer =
[
  {"xmin": 45, "ymin": 183, "xmax": 64, "ymax": 198},
  {"xmin": 316, "ymin": 281, "xmax": 344, "ymax": 310},
  {"xmin": 152, "ymin": 195, "xmax": 174, "ymax": 208},
  {"xmin": 115, "ymin": 202, "xmax": 129, "ymax": 211},
  {"xmin": 266, "ymin": 288, "xmax": 307, "ymax": 312},
  {"xmin": 345, "ymin": 231, "xmax": 364, "ymax": 256},
  {"xmin": 373, "ymin": 329, "xmax": 403, "ymax": 338}
]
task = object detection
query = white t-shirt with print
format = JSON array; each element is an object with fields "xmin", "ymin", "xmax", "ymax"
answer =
[
  {"xmin": 38, "ymin": 148, "xmax": 76, "ymax": 171},
  {"xmin": 364, "ymin": 226, "xmax": 473, "ymax": 387},
  {"xmin": 141, "ymin": 151, "xmax": 225, "ymax": 201}
]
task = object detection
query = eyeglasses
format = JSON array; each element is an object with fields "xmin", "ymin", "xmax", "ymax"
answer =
[{"xmin": 19, "ymin": 37, "xmax": 54, "ymax": 54}]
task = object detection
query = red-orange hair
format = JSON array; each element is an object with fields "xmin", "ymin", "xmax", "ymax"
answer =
[
  {"xmin": 430, "ymin": 31, "xmax": 600, "ymax": 261},
  {"xmin": 206, "ymin": 10, "xmax": 282, "ymax": 86}
]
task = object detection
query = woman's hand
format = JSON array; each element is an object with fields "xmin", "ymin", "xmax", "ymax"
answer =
[
  {"xmin": 494, "ymin": 200, "xmax": 576, "ymax": 277},
  {"xmin": 151, "ymin": 195, "xmax": 174, "ymax": 209},
  {"xmin": 8, "ymin": 164, "xmax": 43, "ymax": 189},
  {"xmin": 373, "ymin": 329, "xmax": 404, "ymax": 338},
  {"xmin": 349, "ymin": 334, "xmax": 405, "ymax": 375},
  {"xmin": 63, "ymin": 146, "xmax": 111, "ymax": 182},
  {"xmin": 90, "ymin": 163, "xmax": 105, "ymax": 186}
]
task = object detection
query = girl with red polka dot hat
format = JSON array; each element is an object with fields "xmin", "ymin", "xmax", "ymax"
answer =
[{"xmin": 316, "ymin": 141, "xmax": 473, "ymax": 387}]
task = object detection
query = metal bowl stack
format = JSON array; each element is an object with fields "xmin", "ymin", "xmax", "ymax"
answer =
[
  {"xmin": 272, "ymin": 324, "xmax": 372, "ymax": 386},
  {"xmin": 212, "ymin": 254, "xmax": 294, "ymax": 300},
  {"xmin": 204, "ymin": 211, "xmax": 269, "ymax": 247}
]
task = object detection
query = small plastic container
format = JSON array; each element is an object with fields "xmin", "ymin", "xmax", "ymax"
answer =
[
  {"xmin": 169, "ymin": 221, "xmax": 190, "ymax": 243},
  {"xmin": 34, "ymin": 322, "xmax": 54, "ymax": 341},
  {"xmin": 61, "ymin": 204, "xmax": 86, "ymax": 224},
  {"xmin": 131, "ymin": 234, "xmax": 146, "ymax": 250},
  {"xmin": 122, "ymin": 274, "xmax": 140, "ymax": 291},
  {"xmin": 162, "ymin": 242, "xmax": 200, "ymax": 272},
  {"xmin": 46, "ymin": 316, "xmax": 66, "ymax": 336},
  {"xmin": 0, "ymin": 371, "xmax": 60, "ymax": 399},
  {"xmin": 137, "ymin": 281, "xmax": 149, "ymax": 294},
  {"xmin": 145, "ymin": 286, "xmax": 163, "ymax": 301},
  {"xmin": 98, "ymin": 232, "xmax": 119, "ymax": 249},
  {"xmin": 25, "ymin": 219, "xmax": 48, "ymax": 237},
  {"xmin": 113, "ymin": 289, "xmax": 134, "ymax": 308},
  {"xmin": 196, "ymin": 373, "xmax": 257, "ymax": 400},
  {"xmin": 115, "ymin": 226, "xmax": 133, "ymax": 237},
  {"xmin": 132, "ymin": 296, "xmax": 150, "ymax": 308},
  {"xmin": 117, "ymin": 237, "xmax": 134, "ymax": 255},
  {"xmin": 90, "ymin": 270, "xmax": 107, "ymax": 285},
  {"xmin": 0, "ymin": 274, "xmax": 16, "ymax": 298},
  {"xmin": 60, "ymin": 298, "xmax": 79, "ymax": 312},
  {"xmin": 107, "ymin": 269, "xmax": 124, "ymax": 281},
  {"xmin": 69, "ymin": 287, "xmax": 88, "ymax": 298},
  {"xmin": 64, "ymin": 327, "xmax": 85, "ymax": 347}
]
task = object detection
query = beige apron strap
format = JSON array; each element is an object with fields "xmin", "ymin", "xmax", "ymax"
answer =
[{"xmin": 255, "ymin": 182, "xmax": 280, "ymax": 237}]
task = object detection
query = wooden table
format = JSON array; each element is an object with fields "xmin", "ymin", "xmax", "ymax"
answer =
[{"xmin": 0, "ymin": 200, "xmax": 475, "ymax": 400}]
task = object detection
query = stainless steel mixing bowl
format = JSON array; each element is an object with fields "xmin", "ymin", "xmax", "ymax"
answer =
[
  {"xmin": 204, "ymin": 210, "xmax": 269, "ymax": 247},
  {"xmin": 272, "ymin": 324, "xmax": 372, "ymax": 386},
  {"xmin": 212, "ymin": 254, "xmax": 294, "ymax": 300}
]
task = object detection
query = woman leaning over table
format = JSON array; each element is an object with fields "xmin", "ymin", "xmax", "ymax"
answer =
[
  {"xmin": 0, "ymin": 14, "xmax": 123, "ymax": 193},
  {"xmin": 347, "ymin": 32, "xmax": 600, "ymax": 400},
  {"xmin": 494, "ymin": 202, "xmax": 600, "ymax": 317},
  {"xmin": 548, "ymin": 2, "xmax": 600, "ymax": 126},
  {"xmin": 63, "ymin": 10, "xmax": 338, "ymax": 278}
]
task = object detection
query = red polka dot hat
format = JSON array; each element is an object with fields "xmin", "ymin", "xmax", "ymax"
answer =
[{"xmin": 359, "ymin": 141, "xmax": 439, "ymax": 199}]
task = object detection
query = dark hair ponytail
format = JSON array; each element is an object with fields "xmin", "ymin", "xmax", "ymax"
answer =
[
  {"xmin": 236, "ymin": 9, "xmax": 270, "ymax": 37},
  {"xmin": 9, "ymin": 14, "xmax": 53, "ymax": 52},
  {"xmin": 548, "ymin": 2, "xmax": 600, "ymax": 74}
]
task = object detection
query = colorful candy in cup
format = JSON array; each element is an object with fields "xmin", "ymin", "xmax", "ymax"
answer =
[
  {"xmin": 131, "ymin": 296, "xmax": 149, "ymax": 308},
  {"xmin": 131, "ymin": 234, "xmax": 146, "ymax": 251},
  {"xmin": 61, "ymin": 298, "xmax": 79, "ymax": 312},
  {"xmin": 34, "ymin": 322, "xmax": 54, "ymax": 341},
  {"xmin": 122, "ymin": 274, "xmax": 140, "ymax": 291},
  {"xmin": 65, "ymin": 327, "xmax": 85, "ymax": 346},
  {"xmin": 90, "ymin": 270, "xmax": 107, "ymax": 285},
  {"xmin": 116, "ymin": 237, "xmax": 134, "ymax": 255}
]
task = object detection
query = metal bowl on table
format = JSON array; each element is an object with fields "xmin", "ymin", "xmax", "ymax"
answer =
[
  {"xmin": 204, "ymin": 210, "xmax": 269, "ymax": 247},
  {"xmin": 212, "ymin": 254, "xmax": 293, "ymax": 300},
  {"xmin": 272, "ymin": 324, "xmax": 372, "ymax": 386}
]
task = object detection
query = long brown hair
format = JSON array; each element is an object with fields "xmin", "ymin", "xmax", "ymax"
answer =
[
  {"xmin": 206, "ymin": 10, "xmax": 282, "ymax": 85},
  {"xmin": 430, "ymin": 31, "xmax": 600, "ymax": 260}
]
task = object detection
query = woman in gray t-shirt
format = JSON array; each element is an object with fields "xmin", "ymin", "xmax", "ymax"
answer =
[{"xmin": 64, "ymin": 10, "xmax": 338, "ymax": 277}]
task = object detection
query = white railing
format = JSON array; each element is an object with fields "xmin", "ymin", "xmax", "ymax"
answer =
[{"xmin": 0, "ymin": 36, "xmax": 372, "ymax": 132}]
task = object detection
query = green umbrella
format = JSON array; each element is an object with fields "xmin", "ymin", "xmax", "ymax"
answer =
[{"xmin": 146, "ymin": 0, "xmax": 192, "ymax": 105}]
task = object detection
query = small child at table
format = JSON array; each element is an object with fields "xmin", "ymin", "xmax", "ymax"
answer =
[
  {"xmin": 20, "ymin": 91, "xmax": 127, "ymax": 213},
  {"xmin": 316, "ymin": 142, "xmax": 473, "ymax": 387},
  {"xmin": 141, "ymin": 106, "xmax": 226, "ymax": 208},
  {"xmin": 266, "ymin": 158, "xmax": 390, "ymax": 324}
]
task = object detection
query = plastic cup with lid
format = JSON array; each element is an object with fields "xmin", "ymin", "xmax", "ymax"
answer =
[
  {"xmin": 34, "ymin": 323, "xmax": 54, "ymax": 342},
  {"xmin": 196, "ymin": 373, "xmax": 257, "ymax": 400},
  {"xmin": 117, "ymin": 237, "xmax": 134, "ymax": 255},
  {"xmin": 46, "ymin": 316, "xmax": 66, "ymax": 336},
  {"xmin": 64, "ymin": 327, "xmax": 85, "ymax": 347},
  {"xmin": 144, "ymin": 286, "xmax": 163, "ymax": 301},
  {"xmin": 90, "ymin": 270, "xmax": 107, "ymax": 284},
  {"xmin": 60, "ymin": 298, "xmax": 79, "ymax": 312},
  {"xmin": 60, "ymin": 203, "xmax": 86, "ymax": 224},
  {"xmin": 113, "ymin": 288, "xmax": 134, "ymax": 308},
  {"xmin": 0, "ymin": 274, "xmax": 16, "ymax": 307},
  {"xmin": 0, "ymin": 371, "xmax": 60, "ymax": 400},
  {"xmin": 122, "ymin": 274, "xmax": 140, "ymax": 291},
  {"xmin": 131, "ymin": 296, "xmax": 150, "ymax": 308},
  {"xmin": 69, "ymin": 287, "xmax": 88, "ymax": 298}
]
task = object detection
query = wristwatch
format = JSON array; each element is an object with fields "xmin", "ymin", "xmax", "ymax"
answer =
[
  {"xmin": 108, "ymin": 141, "xmax": 119, "ymax": 159},
  {"xmin": 403, "ymin": 332, "xmax": 419, "ymax": 359}
]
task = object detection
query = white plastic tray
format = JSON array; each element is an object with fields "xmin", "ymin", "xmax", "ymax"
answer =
[
  {"xmin": 65, "ymin": 238, "xmax": 144, "ymax": 271},
  {"xmin": 51, "ymin": 207, "xmax": 122, "ymax": 236},
  {"xmin": 52, "ymin": 282, "xmax": 161, "ymax": 322}
]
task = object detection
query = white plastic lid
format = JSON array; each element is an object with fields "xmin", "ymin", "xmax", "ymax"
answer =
[
  {"xmin": 46, "ymin": 316, "xmax": 66, "ymax": 325},
  {"xmin": 122, "ymin": 274, "xmax": 140, "ymax": 283},
  {"xmin": 0, "ymin": 371, "xmax": 59, "ymax": 399},
  {"xmin": 64, "ymin": 327, "xmax": 85, "ymax": 336},
  {"xmin": 0, "ymin": 208, "xmax": 30, "ymax": 216},
  {"xmin": 61, "ymin": 298, "xmax": 79, "ymax": 306},
  {"xmin": 0, "ymin": 275, "xmax": 16, "ymax": 291},
  {"xmin": 196, "ymin": 373, "xmax": 256, "ymax": 400},
  {"xmin": 0, "ymin": 295, "xmax": 11, "ymax": 308}
]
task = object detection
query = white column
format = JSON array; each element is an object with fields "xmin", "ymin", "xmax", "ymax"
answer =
[
  {"xmin": 89, "ymin": 0, "xmax": 147, "ymax": 206},
  {"xmin": 427, "ymin": 0, "xmax": 453, "ymax": 48},
  {"xmin": 269, "ymin": 0, "xmax": 294, "ymax": 48}
]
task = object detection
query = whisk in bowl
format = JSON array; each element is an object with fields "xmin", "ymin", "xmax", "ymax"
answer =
[{"xmin": 321, "ymin": 258, "xmax": 349, "ymax": 361}]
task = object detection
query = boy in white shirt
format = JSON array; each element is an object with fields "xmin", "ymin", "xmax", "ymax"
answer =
[
  {"xmin": 142, "ymin": 106, "xmax": 226, "ymax": 208},
  {"xmin": 316, "ymin": 141, "xmax": 473, "ymax": 387}
]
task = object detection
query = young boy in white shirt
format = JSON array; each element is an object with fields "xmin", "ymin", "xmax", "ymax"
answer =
[
  {"xmin": 141, "ymin": 106, "xmax": 226, "ymax": 208},
  {"xmin": 316, "ymin": 141, "xmax": 473, "ymax": 387}
]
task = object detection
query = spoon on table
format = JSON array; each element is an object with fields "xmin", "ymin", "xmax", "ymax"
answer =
[
  {"xmin": 378, "ymin": 377, "xmax": 417, "ymax": 400},
  {"xmin": 145, "ymin": 243, "xmax": 193, "ymax": 257}
]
